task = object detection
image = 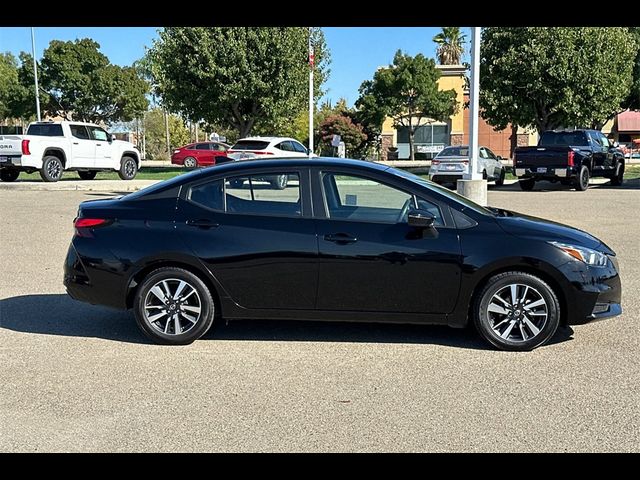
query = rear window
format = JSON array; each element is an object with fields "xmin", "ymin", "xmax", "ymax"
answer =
[
  {"xmin": 231, "ymin": 140, "xmax": 270, "ymax": 151},
  {"xmin": 539, "ymin": 131, "xmax": 589, "ymax": 146},
  {"xmin": 27, "ymin": 124, "xmax": 64, "ymax": 137},
  {"xmin": 437, "ymin": 147, "xmax": 469, "ymax": 157}
]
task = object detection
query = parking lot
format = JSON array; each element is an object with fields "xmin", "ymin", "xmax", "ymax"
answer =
[{"xmin": 1, "ymin": 179, "xmax": 639, "ymax": 452}]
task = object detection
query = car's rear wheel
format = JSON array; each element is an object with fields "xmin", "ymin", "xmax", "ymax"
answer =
[
  {"xmin": 494, "ymin": 168, "xmax": 505, "ymax": 186},
  {"xmin": 518, "ymin": 178, "xmax": 535, "ymax": 191},
  {"xmin": 271, "ymin": 174, "xmax": 288, "ymax": 190},
  {"xmin": 118, "ymin": 156, "xmax": 138, "ymax": 180},
  {"xmin": 78, "ymin": 170, "xmax": 97, "ymax": 180},
  {"xmin": 134, "ymin": 267, "xmax": 215, "ymax": 345},
  {"xmin": 0, "ymin": 169, "xmax": 20, "ymax": 182},
  {"xmin": 183, "ymin": 157, "xmax": 197, "ymax": 169},
  {"xmin": 575, "ymin": 165, "xmax": 590, "ymax": 191},
  {"xmin": 473, "ymin": 272, "xmax": 560, "ymax": 351},
  {"xmin": 609, "ymin": 162, "xmax": 624, "ymax": 186},
  {"xmin": 40, "ymin": 155, "xmax": 63, "ymax": 182}
]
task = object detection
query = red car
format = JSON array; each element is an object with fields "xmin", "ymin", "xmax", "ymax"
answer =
[{"xmin": 171, "ymin": 142, "xmax": 230, "ymax": 168}]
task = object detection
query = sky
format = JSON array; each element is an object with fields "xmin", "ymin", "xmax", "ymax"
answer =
[{"xmin": 0, "ymin": 27, "xmax": 469, "ymax": 106}]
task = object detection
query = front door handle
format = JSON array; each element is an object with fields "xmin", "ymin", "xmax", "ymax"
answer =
[
  {"xmin": 186, "ymin": 219, "xmax": 219, "ymax": 229},
  {"xmin": 96, "ymin": 143, "xmax": 102, "ymax": 147},
  {"xmin": 72, "ymin": 142, "xmax": 79, "ymax": 145},
  {"xmin": 324, "ymin": 233, "xmax": 358, "ymax": 244}
]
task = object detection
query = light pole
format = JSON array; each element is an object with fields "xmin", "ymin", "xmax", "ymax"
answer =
[
  {"xmin": 308, "ymin": 27, "xmax": 314, "ymax": 158},
  {"xmin": 457, "ymin": 26, "xmax": 487, "ymax": 205},
  {"xmin": 31, "ymin": 27, "xmax": 41, "ymax": 122}
]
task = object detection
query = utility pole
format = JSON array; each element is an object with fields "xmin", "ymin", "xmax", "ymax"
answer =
[
  {"xmin": 31, "ymin": 28, "xmax": 41, "ymax": 122},
  {"xmin": 308, "ymin": 27, "xmax": 314, "ymax": 157},
  {"xmin": 164, "ymin": 109, "xmax": 171, "ymax": 156},
  {"xmin": 457, "ymin": 27, "xmax": 487, "ymax": 205}
]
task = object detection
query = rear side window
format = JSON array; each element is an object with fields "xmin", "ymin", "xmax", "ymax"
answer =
[
  {"xmin": 189, "ymin": 173, "xmax": 301, "ymax": 217},
  {"xmin": 70, "ymin": 124, "xmax": 90, "ymax": 139},
  {"xmin": 539, "ymin": 131, "xmax": 589, "ymax": 146},
  {"xmin": 195, "ymin": 143, "xmax": 209, "ymax": 150},
  {"xmin": 26, "ymin": 124, "xmax": 63, "ymax": 136},
  {"xmin": 231, "ymin": 140, "xmax": 270, "ymax": 151},
  {"xmin": 276, "ymin": 141, "xmax": 295, "ymax": 152}
]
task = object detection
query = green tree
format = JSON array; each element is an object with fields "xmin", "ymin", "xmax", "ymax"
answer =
[
  {"xmin": 0, "ymin": 53, "xmax": 19, "ymax": 119},
  {"xmin": 480, "ymin": 27, "xmax": 636, "ymax": 133},
  {"xmin": 625, "ymin": 27, "xmax": 640, "ymax": 110},
  {"xmin": 143, "ymin": 108, "xmax": 190, "ymax": 160},
  {"xmin": 38, "ymin": 39, "xmax": 148, "ymax": 123},
  {"xmin": 0, "ymin": 52, "xmax": 38, "ymax": 121},
  {"xmin": 433, "ymin": 27, "xmax": 466, "ymax": 65},
  {"xmin": 319, "ymin": 113, "xmax": 367, "ymax": 157},
  {"xmin": 356, "ymin": 50, "xmax": 458, "ymax": 161},
  {"xmin": 147, "ymin": 27, "xmax": 330, "ymax": 138}
]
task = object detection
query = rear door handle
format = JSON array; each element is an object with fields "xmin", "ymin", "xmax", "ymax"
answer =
[
  {"xmin": 96, "ymin": 143, "xmax": 102, "ymax": 147},
  {"xmin": 324, "ymin": 233, "xmax": 358, "ymax": 244},
  {"xmin": 72, "ymin": 142, "xmax": 79, "ymax": 145},
  {"xmin": 186, "ymin": 219, "xmax": 219, "ymax": 229}
]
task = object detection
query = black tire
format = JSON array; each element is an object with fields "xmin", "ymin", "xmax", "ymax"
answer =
[
  {"xmin": 78, "ymin": 170, "xmax": 97, "ymax": 180},
  {"xmin": 494, "ymin": 168, "xmax": 505, "ymax": 186},
  {"xmin": 118, "ymin": 156, "xmax": 138, "ymax": 180},
  {"xmin": 482, "ymin": 170, "xmax": 488, "ymax": 180},
  {"xmin": 0, "ymin": 169, "xmax": 20, "ymax": 182},
  {"xmin": 575, "ymin": 165, "xmax": 590, "ymax": 191},
  {"xmin": 134, "ymin": 267, "xmax": 215, "ymax": 345},
  {"xmin": 271, "ymin": 174, "xmax": 288, "ymax": 190},
  {"xmin": 518, "ymin": 178, "xmax": 535, "ymax": 191},
  {"xmin": 39, "ymin": 155, "xmax": 64, "ymax": 182},
  {"xmin": 229, "ymin": 178, "xmax": 244, "ymax": 189},
  {"xmin": 609, "ymin": 162, "xmax": 624, "ymax": 186},
  {"xmin": 473, "ymin": 271, "xmax": 561, "ymax": 351},
  {"xmin": 183, "ymin": 156, "xmax": 197, "ymax": 169}
]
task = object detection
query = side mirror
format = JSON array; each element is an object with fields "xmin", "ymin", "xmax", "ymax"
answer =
[
  {"xmin": 497, "ymin": 155, "xmax": 504, "ymax": 161},
  {"xmin": 613, "ymin": 141, "xmax": 619, "ymax": 148},
  {"xmin": 408, "ymin": 209, "xmax": 435, "ymax": 228},
  {"xmin": 110, "ymin": 134, "xmax": 116, "ymax": 143}
]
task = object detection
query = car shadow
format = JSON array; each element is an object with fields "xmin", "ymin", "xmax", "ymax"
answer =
[
  {"xmin": 0, "ymin": 294, "xmax": 574, "ymax": 350},
  {"xmin": 490, "ymin": 177, "xmax": 640, "ymax": 192}
]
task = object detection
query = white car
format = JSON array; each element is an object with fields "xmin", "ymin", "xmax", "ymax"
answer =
[
  {"xmin": 0, "ymin": 121, "xmax": 141, "ymax": 182},
  {"xmin": 227, "ymin": 136, "xmax": 315, "ymax": 160},
  {"xmin": 429, "ymin": 145, "xmax": 506, "ymax": 186}
]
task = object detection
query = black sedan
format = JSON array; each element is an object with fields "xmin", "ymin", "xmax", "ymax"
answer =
[{"xmin": 64, "ymin": 158, "xmax": 622, "ymax": 351}]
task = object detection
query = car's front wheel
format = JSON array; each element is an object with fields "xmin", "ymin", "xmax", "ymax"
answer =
[
  {"xmin": 494, "ymin": 168, "xmax": 506, "ymax": 186},
  {"xmin": 575, "ymin": 165, "xmax": 590, "ymax": 191},
  {"xmin": 118, "ymin": 156, "xmax": 138, "ymax": 180},
  {"xmin": 473, "ymin": 271, "xmax": 561, "ymax": 351},
  {"xmin": 134, "ymin": 267, "xmax": 215, "ymax": 345},
  {"xmin": 609, "ymin": 162, "xmax": 624, "ymax": 186}
]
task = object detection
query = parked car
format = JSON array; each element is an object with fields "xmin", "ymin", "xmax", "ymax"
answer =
[
  {"xmin": 429, "ymin": 145, "xmax": 506, "ymax": 186},
  {"xmin": 227, "ymin": 137, "xmax": 314, "ymax": 159},
  {"xmin": 226, "ymin": 136, "xmax": 315, "ymax": 189},
  {"xmin": 171, "ymin": 141, "xmax": 230, "ymax": 168},
  {"xmin": 513, "ymin": 129, "xmax": 625, "ymax": 191},
  {"xmin": 64, "ymin": 158, "xmax": 621, "ymax": 351},
  {"xmin": 0, "ymin": 121, "xmax": 141, "ymax": 182}
]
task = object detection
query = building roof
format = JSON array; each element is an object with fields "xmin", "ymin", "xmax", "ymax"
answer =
[{"xmin": 617, "ymin": 110, "xmax": 640, "ymax": 132}]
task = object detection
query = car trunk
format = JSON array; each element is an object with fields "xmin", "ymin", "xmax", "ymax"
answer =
[
  {"xmin": 434, "ymin": 156, "xmax": 468, "ymax": 173},
  {"xmin": 0, "ymin": 135, "xmax": 24, "ymax": 157}
]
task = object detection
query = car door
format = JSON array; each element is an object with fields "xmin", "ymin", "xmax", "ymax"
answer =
[
  {"xmin": 597, "ymin": 132, "xmax": 615, "ymax": 169},
  {"xmin": 175, "ymin": 167, "xmax": 318, "ymax": 310},
  {"xmin": 484, "ymin": 147, "xmax": 501, "ymax": 178},
  {"xmin": 88, "ymin": 126, "xmax": 113, "ymax": 168},
  {"xmin": 68, "ymin": 124, "xmax": 95, "ymax": 168},
  {"xmin": 312, "ymin": 168, "xmax": 462, "ymax": 314},
  {"xmin": 478, "ymin": 147, "xmax": 491, "ymax": 177},
  {"xmin": 587, "ymin": 131, "xmax": 606, "ymax": 169},
  {"xmin": 193, "ymin": 143, "xmax": 215, "ymax": 165}
]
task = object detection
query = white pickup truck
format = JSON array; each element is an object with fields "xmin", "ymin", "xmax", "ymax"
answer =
[{"xmin": 0, "ymin": 121, "xmax": 141, "ymax": 182}]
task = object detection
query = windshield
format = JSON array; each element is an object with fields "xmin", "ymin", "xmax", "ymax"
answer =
[
  {"xmin": 389, "ymin": 167, "xmax": 493, "ymax": 216},
  {"xmin": 539, "ymin": 131, "xmax": 589, "ymax": 146},
  {"xmin": 437, "ymin": 146, "xmax": 469, "ymax": 157}
]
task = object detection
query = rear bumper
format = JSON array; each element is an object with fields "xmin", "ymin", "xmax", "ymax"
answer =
[
  {"xmin": 515, "ymin": 166, "xmax": 576, "ymax": 180},
  {"xmin": 430, "ymin": 174, "xmax": 464, "ymax": 184},
  {"xmin": 0, "ymin": 155, "xmax": 22, "ymax": 167}
]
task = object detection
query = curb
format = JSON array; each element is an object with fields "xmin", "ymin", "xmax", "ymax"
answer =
[{"xmin": 0, "ymin": 180, "xmax": 159, "ymax": 192}]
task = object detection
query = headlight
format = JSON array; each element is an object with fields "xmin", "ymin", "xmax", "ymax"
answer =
[{"xmin": 549, "ymin": 241, "xmax": 608, "ymax": 267}]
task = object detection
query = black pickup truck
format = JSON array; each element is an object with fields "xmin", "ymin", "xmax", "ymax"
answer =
[{"xmin": 513, "ymin": 129, "xmax": 625, "ymax": 191}]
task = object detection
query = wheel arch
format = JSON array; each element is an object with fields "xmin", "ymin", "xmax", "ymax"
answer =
[
  {"xmin": 121, "ymin": 150, "xmax": 140, "ymax": 166},
  {"xmin": 463, "ymin": 260, "xmax": 569, "ymax": 327},
  {"xmin": 126, "ymin": 259, "xmax": 223, "ymax": 318},
  {"xmin": 43, "ymin": 148, "xmax": 67, "ymax": 167}
]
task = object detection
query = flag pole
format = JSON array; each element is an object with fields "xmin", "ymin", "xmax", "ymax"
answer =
[
  {"xmin": 308, "ymin": 27, "xmax": 314, "ymax": 158},
  {"xmin": 31, "ymin": 27, "xmax": 41, "ymax": 122}
]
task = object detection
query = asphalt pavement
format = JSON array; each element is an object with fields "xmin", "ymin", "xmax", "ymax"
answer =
[{"xmin": 1, "ymin": 179, "xmax": 638, "ymax": 452}]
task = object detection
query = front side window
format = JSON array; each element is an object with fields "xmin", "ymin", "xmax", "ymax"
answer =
[
  {"xmin": 70, "ymin": 124, "xmax": 90, "ymax": 140},
  {"xmin": 292, "ymin": 141, "xmax": 307, "ymax": 154},
  {"xmin": 89, "ymin": 127, "xmax": 109, "ymax": 142},
  {"xmin": 321, "ymin": 172, "xmax": 443, "ymax": 225},
  {"xmin": 189, "ymin": 172, "xmax": 301, "ymax": 217}
]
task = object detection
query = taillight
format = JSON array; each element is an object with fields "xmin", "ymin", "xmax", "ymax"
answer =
[
  {"xmin": 567, "ymin": 150, "xmax": 575, "ymax": 167},
  {"xmin": 432, "ymin": 160, "xmax": 440, "ymax": 165},
  {"xmin": 21, "ymin": 139, "xmax": 30, "ymax": 155},
  {"xmin": 74, "ymin": 218, "xmax": 111, "ymax": 237},
  {"xmin": 252, "ymin": 151, "xmax": 273, "ymax": 155}
]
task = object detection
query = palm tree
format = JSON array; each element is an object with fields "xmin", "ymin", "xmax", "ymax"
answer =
[{"xmin": 433, "ymin": 27, "xmax": 466, "ymax": 65}]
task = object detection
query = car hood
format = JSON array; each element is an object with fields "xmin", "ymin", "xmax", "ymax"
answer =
[
  {"xmin": 113, "ymin": 140, "xmax": 137, "ymax": 150},
  {"xmin": 490, "ymin": 207, "xmax": 612, "ymax": 253}
]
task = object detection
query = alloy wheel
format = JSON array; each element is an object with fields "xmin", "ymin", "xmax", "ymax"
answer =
[
  {"xmin": 143, "ymin": 278, "xmax": 202, "ymax": 335},
  {"xmin": 486, "ymin": 283, "xmax": 548, "ymax": 343},
  {"xmin": 47, "ymin": 160, "xmax": 62, "ymax": 179}
]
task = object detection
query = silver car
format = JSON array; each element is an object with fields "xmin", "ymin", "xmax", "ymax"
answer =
[{"xmin": 429, "ymin": 145, "xmax": 506, "ymax": 186}]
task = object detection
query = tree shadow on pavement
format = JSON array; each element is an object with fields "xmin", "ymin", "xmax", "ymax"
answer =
[{"xmin": 0, "ymin": 294, "xmax": 574, "ymax": 350}]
